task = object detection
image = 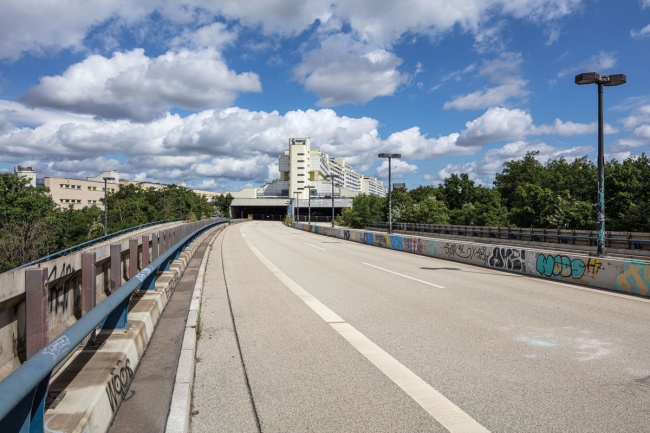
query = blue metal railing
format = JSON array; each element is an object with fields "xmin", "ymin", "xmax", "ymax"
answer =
[
  {"xmin": 10, "ymin": 218, "xmax": 182, "ymax": 272},
  {"xmin": 0, "ymin": 219, "xmax": 226, "ymax": 432},
  {"xmin": 366, "ymin": 222, "xmax": 650, "ymax": 250}
]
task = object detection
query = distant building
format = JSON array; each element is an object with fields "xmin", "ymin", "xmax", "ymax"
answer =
[
  {"xmin": 256, "ymin": 137, "xmax": 386, "ymax": 199},
  {"xmin": 13, "ymin": 166, "xmax": 36, "ymax": 187}
]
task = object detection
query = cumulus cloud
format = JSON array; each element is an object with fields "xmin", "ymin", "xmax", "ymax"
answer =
[
  {"xmin": 456, "ymin": 107, "xmax": 533, "ymax": 147},
  {"xmin": 170, "ymin": 22, "xmax": 239, "ymax": 50},
  {"xmin": 533, "ymin": 119, "xmax": 618, "ymax": 136},
  {"xmin": 376, "ymin": 159, "xmax": 418, "ymax": 180},
  {"xmin": 621, "ymin": 105, "xmax": 650, "ymax": 129},
  {"xmin": 294, "ymin": 35, "xmax": 408, "ymax": 106},
  {"xmin": 21, "ymin": 48, "xmax": 261, "ymax": 121}
]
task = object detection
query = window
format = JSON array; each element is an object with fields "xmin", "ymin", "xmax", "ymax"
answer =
[
  {"xmin": 297, "ymin": 174, "xmax": 304, "ymax": 176},
  {"xmin": 298, "ymin": 181, "xmax": 305, "ymax": 183}
]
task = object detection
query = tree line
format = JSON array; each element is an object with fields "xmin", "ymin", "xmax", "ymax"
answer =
[
  {"xmin": 342, "ymin": 152, "xmax": 650, "ymax": 233},
  {"xmin": 0, "ymin": 174, "xmax": 234, "ymax": 273}
]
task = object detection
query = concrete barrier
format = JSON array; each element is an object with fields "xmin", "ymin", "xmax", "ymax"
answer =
[
  {"xmin": 39, "ymin": 225, "xmax": 224, "ymax": 433},
  {"xmin": 294, "ymin": 223, "xmax": 650, "ymax": 297}
]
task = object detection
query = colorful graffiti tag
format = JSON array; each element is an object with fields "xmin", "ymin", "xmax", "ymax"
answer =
[
  {"xmin": 615, "ymin": 263, "xmax": 650, "ymax": 296},
  {"xmin": 536, "ymin": 254, "xmax": 585, "ymax": 279}
]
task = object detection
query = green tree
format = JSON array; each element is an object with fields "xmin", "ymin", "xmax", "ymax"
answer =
[
  {"xmin": 494, "ymin": 151, "xmax": 547, "ymax": 208},
  {"xmin": 342, "ymin": 194, "xmax": 386, "ymax": 228},
  {"xmin": 441, "ymin": 173, "xmax": 476, "ymax": 210},
  {"xmin": 214, "ymin": 193, "xmax": 234, "ymax": 217},
  {"xmin": 605, "ymin": 154, "xmax": 650, "ymax": 231}
]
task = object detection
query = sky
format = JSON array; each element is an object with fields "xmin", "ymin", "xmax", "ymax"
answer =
[{"xmin": 1, "ymin": 0, "xmax": 649, "ymax": 193}]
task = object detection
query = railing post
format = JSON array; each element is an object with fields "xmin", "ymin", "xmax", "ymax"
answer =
[
  {"xmin": 102, "ymin": 244, "xmax": 129, "ymax": 330},
  {"xmin": 81, "ymin": 252, "xmax": 96, "ymax": 316},
  {"xmin": 152, "ymin": 232, "xmax": 159, "ymax": 261},
  {"xmin": 129, "ymin": 238, "xmax": 139, "ymax": 279},
  {"xmin": 110, "ymin": 244, "xmax": 122, "ymax": 292},
  {"xmin": 142, "ymin": 235, "xmax": 150, "ymax": 267},
  {"xmin": 26, "ymin": 267, "xmax": 48, "ymax": 360}
]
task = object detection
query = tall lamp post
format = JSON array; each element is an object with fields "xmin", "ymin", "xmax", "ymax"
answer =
[
  {"xmin": 103, "ymin": 176, "xmax": 115, "ymax": 236},
  {"xmin": 325, "ymin": 175, "xmax": 336, "ymax": 227},
  {"xmin": 306, "ymin": 185, "xmax": 315, "ymax": 224},
  {"xmin": 378, "ymin": 153, "xmax": 401, "ymax": 234},
  {"xmin": 575, "ymin": 72, "xmax": 626, "ymax": 256},
  {"xmin": 294, "ymin": 191, "xmax": 300, "ymax": 223}
]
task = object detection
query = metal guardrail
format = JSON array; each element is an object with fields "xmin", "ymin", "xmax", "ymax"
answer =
[
  {"xmin": 366, "ymin": 222, "xmax": 650, "ymax": 250},
  {"xmin": 11, "ymin": 218, "xmax": 183, "ymax": 273},
  {"xmin": 0, "ymin": 219, "xmax": 226, "ymax": 432}
]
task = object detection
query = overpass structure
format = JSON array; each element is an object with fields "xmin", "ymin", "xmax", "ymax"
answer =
[
  {"xmin": 230, "ymin": 197, "xmax": 353, "ymax": 221},
  {"xmin": 1, "ymin": 220, "xmax": 650, "ymax": 432}
]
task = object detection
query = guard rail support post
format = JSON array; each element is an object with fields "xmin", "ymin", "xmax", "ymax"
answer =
[
  {"xmin": 81, "ymin": 253, "xmax": 96, "ymax": 316},
  {"xmin": 129, "ymin": 238, "xmax": 138, "ymax": 279},
  {"xmin": 110, "ymin": 244, "xmax": 121, "ymax": 292},
  {"xmin": 104, "ymin": 244, "xmax": 128, "ymax": 330},
  {"xmin": 142, "ymin": 235, "xmax": 150, "ymax": 268},
  {"xmin": 152, "ymin": 232, "xmax": 159, "ymax": 261},
  {"xmin": 26, "ymin": 267, "xmax": 48, "ymax": 360}
]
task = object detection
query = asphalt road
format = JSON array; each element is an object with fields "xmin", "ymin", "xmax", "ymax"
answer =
[{"xmin": 191, "ymin": 221, "xmax": 650, "ymax": 432}]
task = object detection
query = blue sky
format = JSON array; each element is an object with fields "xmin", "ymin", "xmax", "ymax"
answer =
[{"xmin": 1, "ymin": 0, "xmax": 649, "ymax": 192}]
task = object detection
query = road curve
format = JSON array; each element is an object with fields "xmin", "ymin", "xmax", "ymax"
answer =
[{"xmin": 191, "ymin": 221, "xmax": 650, "ymax": 433}]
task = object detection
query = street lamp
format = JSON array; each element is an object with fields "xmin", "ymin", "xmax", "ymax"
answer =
[
  {"xmin": 103, "ymin": 176, "xmax": 115, "ymax": 236},
  {"xmin": 294, "ymin": 191, "xmax": 300, "ymax": 223},
  {"xmin": 305, "ymin": 185, "xmax": 315, "ymax": 224},
  {"xmin": 575, "ymin": 72, "xmax": 626, "ymax": 256},
  {"xmin": 325, "ymin": 175, "xmax": 336, "ymax": 227},
  {"xmin": 378, "ymin": 153, "xmax": 401, "ymax": 234}
]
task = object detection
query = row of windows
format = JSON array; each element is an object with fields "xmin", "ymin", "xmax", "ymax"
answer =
[
  {"xmin": 60, "ymin": 199, "xmax": 82, "ymax": 204},
  {"xmin": 60, "ymin": 184, "xmax": 82, "ymax": 189}
]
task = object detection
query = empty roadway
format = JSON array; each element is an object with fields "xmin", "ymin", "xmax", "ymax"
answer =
[{"xmin": 190, "ymin": 221, "xmax": 650, "ymax": 432}]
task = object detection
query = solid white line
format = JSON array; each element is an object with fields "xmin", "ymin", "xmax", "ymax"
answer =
[
  {"xmin": 242, "ymin": 227, "xmax": 488, "ymax": 433},
  {"xmin": 363, "ymin": 262, "xmax": 445, "ymax": 289},
  {"xmin": 304, "ymin": 242, "xmax": 326, "ymax": 251},
  {"xmin": 282, "ymin": 235, "xmax": 292, "ymax": 238}
]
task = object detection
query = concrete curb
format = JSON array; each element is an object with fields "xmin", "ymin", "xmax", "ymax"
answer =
[{"xmin": 165, "ymin": 227, "xmax": 222, "ymax": 433}]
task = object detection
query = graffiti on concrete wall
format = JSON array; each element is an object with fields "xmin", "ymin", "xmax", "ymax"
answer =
[
  {"xmin": 422, "ymin": 239, "xmax": 437, "ymax": 257},
  {"xmin": 489, "ymin": 247, "xmax": 526, "ymax": 271},
  {"xmin": 364, "ymin": 232, "xmax": 374, "ymax": 245},
  {"xmin": 374, "ymin": 234, "xmax": 388, "ymax": 248},
  {"xmin": 403, "ymin": 237, "xmax": 423, "ymax": 254},
  {"xmin": 443, "ymin": 243, "xmax": 491, "ymax": 266},
  {"xmin": 615, "ymin": 263, "xmax": 650, "ymax": 296},
  {"xmin": 536, "ymin": 254, "xmax": 586, "ymax": 279},
  {"xmin": 105, "ymin": 358, "xmax": 134, "ymax": 412},
  {"xmin": 343, "ymin": 230, "xmax": 350, "ymax": 241},
  {"xmin": 390, "ymin": 235, "xmax": 402, "ymax": 250}
]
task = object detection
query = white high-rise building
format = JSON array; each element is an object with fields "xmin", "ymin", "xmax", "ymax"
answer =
[{"xmin": 274, "ymin": 137, "xmax": 385, "ymax": 199}]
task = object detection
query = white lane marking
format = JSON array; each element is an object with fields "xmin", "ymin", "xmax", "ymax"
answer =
[
  {"xmin": 304, "ymin": 243, "xmax": 326, "ymax": 251},
  {"xmin": 241, "ymin": 227, "xmax": 489, "ymax": 433},
  {"xmin": 363, "ymin": 262, "xmax": 445, "ymax": 289},
  {"xmin": 282, "ymin": 235, "xmax": 292, "ymax": 238}
]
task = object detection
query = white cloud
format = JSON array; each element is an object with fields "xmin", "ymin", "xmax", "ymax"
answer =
[
  {"xmin": 21, "ymin": 48, "xmax": 261, "ymax": 121},
  {"xmin": 621, "ymin": 105, "xmax": 650, "ymax": 129},
  {"xmin": 382, "ymin": 127, "xmax": 470, "ymax": 160},
  {"xmin": 635, "ymin": 124, "xmax": 650, "ymax": 139},
  {"xmin": 444, "ymin": 79, "xmax": 529, "ymax": 110},
  {"xmin": 294, "ymin": 35, "xmax": 408, "ymax": 106},
  {"xmin": 444, "ymin": 53, "xmax": 529, "ymax": 110},
  {"xmin": 171, "ymin": 22, "xmax": 239, "ymax": 50},
  {"xmin": 533, "ymin": 119, "xmax": 618, "ymax": 136},
  {"xmin": 376, "ymin": 159, "xmax": 418, "ymax": 180},
  {"xmin": 456, "ymin": 107, "xmax": 533, "ymax": 147},
  {"xmin": 631, "ymin": 24, "xmax": 650, "ymax": 39},
  {"xmin": 557, "ymin": 51, "xmax": 618, "ymax": 78}
]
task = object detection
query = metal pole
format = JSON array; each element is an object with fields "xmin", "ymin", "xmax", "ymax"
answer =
[
  {"xmin": 388, "ymin": 157, "xmax": 393, "ymax": 235},
  {"xmin": 104, "ymin": 178, "xmax": 108, "ymax": 236},
  {"xmin": 331, "ymin": 176, "xmax": 335, "ymax": 227},
  {"xmin": 308, "ymin": 188, "xmax": 311, "ymax": 224},
  {"xmin": 597, "ymin": 82, "xmax": 605, "ymax": 256},
  {"xmin": 294, "ymin": 192, "xmax": 300, "ymax": 222}
]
